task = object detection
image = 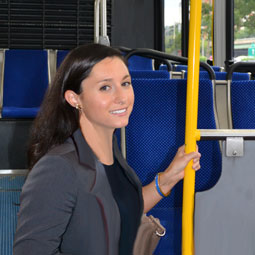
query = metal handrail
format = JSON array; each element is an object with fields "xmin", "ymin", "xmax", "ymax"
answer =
[
  {"xmin": 100, "ymin": 0, "xmax": 107, "ymax": 37},
  {"xmin": 199, "ymin": 129, "xmax": 255, "ymax": 140},
  {"xmin": 94, "ymin": 0, "xmax": 110, "ymax": 45},
  {"xmin": 125, "ymin": 48, "xmax": 216, "ymax": 80},
  {"xmin": 226, "ymin": 62, "xmax": 255, "ymax": 80},
  {"xmin": 94, "ymin": 0, "xmax": 100, "ymax": 44}
]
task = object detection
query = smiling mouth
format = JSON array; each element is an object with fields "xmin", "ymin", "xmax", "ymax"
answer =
[{"xmin": 110, "ymin": 108, "xmax": 127, "ymax": 114}]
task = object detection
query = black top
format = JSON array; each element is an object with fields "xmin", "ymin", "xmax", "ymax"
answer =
[{"xmin": 104, "ymin": 159, "xmax": 141, "ymax": 255}]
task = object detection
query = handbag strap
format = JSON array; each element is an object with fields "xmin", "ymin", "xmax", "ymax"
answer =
[{"xmin": 148, "ymin": 215, "xmax": 166, "ymax": 237}]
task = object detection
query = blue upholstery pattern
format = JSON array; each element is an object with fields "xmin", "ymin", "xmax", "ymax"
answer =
[
  {"xmin": 128, "ymin": 55, "xmax": 153, "ymax": 70},
  {"xmin": 2, "ymin": 49, "xmax": 49, "ymax": 118},
  {"xmin": 174, "ymin": 65, "xmax": 188, "ymax": 71},
  {"xmin": 183, "ymin": 71, "xmax": 250, "ymax": 81},
  {"xmin": 125, "ymin": 78, "xmax": 221, "ymax": 254},
  {"xmin": 231, "ymin": 72, "xmax": 250, "ymax": 81},
  {"xmin": 231, "ymin": 80, "xmax": 255, "ymax": 128},
  {"xmin": 174, "ymin": 64, "xmax": 222, "ymax": 72},
  {"xmin": 216, "ymin": 72, "xmax": 249, "ymax": 80},
  {"xmin": 159, "ymin": 65, "xmax": 168, "ymax": 71},
  {"xmin": 130, "ymin": 70, "xmax": 170, "ymax": 79},
  {"xmin": 211, "ymin": 66, "xmax": 221, "ymax": 72},
  {"xmin": 56, "ymin": 50, "xmax": 70, "ymax": 68}
]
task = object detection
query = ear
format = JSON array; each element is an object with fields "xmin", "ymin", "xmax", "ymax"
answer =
[{"xmin": 64, "ymin": 90, "xmax": 80, "ymax": 108}]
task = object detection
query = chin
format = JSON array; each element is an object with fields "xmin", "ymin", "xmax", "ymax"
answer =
[{"xmin": 113, "ymin": 120, "xmax": 129, "ymax": 129}]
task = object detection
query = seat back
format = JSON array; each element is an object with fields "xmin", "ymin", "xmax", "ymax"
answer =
[
  {"xmin": 1, "ymin": 49, "xmax": 49, "ymax": 118},
  {"xmin": 0, "ymin": 175, "xmax": 25, "ymax": 255},
  {"xmin": 217, "ymin": 72, "xmax": 250, "ymax": 80},
  {"xmin": 231, "ymin": 80, "xmax": 255, "ymax": 128},
  {"xmin": 183, "ymin": 71, "xmax": 250, "ymax": 81},
  {"xmin": 128, "ymin": 55, "xmax": 153, "ymax": 71},
  {"xmin": 175, "ymin": 64, "xmax": 222, "ymax": 72},
  {"xmin": 0, "ymin": 119, "xmax": 33, "ymax": 169},
  {"xmin": 125, "ymin": 78, "xmax": 221, "ymax": 254},
  {"xmin": 0, "ymin": 119, "xmax": 30, "ymax": 255},
  {"xmin": 56, "ymin": 50, "xmax": 70, "ymax": 68},
  {"xmin": 130, "ymin": 70, "xmax": 170, "ymax": 79}
]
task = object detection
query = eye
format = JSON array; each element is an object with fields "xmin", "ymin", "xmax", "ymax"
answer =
[
  {"xmin": 122, "ymin": 81, "xmax": 131, "ymax": 87},
  {"xmin": 100, "ymin": 85, "xmax": 111, "ymax": 91}
]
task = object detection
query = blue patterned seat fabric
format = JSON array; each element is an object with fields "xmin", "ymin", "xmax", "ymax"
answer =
[
  {"xmin": 127, "ymin": 55, "xmax": 153, "ymax": 70},
  {"xmin": 130, "ymin": 70, "xmax": 170, "ymax": 79},
  {"xmin": 184, "ymin": 71, "xmax": 250, "ymax": 80},
  {"xmin": 125, "ymin": 78, "xmax": 222, "ymax": 254},
  {"xmin": 2, "ymin": 49, "xmax": 49, "ymax": 118},
  {"xmin": 56, "ymin": 50, "xmax": 70, "ymax": 68},
  {"xmin": 231, "ymin": 80, "xmax": 255, "ymax": 129},
  {"xmin": 174, "ymin": 64, "xmax": 221, "ymax": 72}
]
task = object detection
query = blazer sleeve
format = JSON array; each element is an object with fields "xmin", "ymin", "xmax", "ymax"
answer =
[{"xmin": 13, "ymin": 154, "xmax": 78, "ymax": 255}]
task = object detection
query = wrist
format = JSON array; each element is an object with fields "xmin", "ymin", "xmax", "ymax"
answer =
[
  {"xmin": 155, "ymin": 172, "xmax": 171, "ymax": 198},
  {"xmin": 159, "ymin": 171, "xmax": 173, "ymax": 193}
]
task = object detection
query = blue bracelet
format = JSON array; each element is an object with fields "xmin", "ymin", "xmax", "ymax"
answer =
[{"xmin": 155, "ymin": 173, "xmax": 167, "ymax": 198}]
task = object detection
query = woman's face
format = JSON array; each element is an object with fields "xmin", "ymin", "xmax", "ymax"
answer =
[{"xmin": 78, "ymin": 56, "xmax": 134, "ymax": 131}]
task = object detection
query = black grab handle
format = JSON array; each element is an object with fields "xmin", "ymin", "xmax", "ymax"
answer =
[
  {"xmin": 226, "ymin": 62, "xmax": 255, "ymax": 80},
  {"xmin": 125, "ymin": 48, "xmax": 216, "ymax": 80}
]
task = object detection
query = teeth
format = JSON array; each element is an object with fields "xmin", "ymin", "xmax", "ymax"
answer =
[{"xmin": 111, "ymin": 109, "xmax": 127, "ymax": 114}]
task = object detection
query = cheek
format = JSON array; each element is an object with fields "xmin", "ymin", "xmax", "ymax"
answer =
[
  {"xmin": 129, "ymin": 89, "xmax": 135, "ymax": 107},
  {"xmin": 83, "ymin": 95, "xmax": 111, "ymax": 113}
]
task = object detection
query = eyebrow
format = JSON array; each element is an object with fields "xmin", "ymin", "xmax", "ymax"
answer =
[{"xmin": 97, "ymin": 74, "xmax": 131, "ymax": 83}]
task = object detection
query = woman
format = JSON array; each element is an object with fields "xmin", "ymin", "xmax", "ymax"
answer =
[{"xmin": 13, "ymin": 44, "xmax": 200, "ymax": 255}]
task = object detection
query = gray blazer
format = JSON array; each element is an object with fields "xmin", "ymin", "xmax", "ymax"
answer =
[{"xmin": 13, "ymin": 129, "xmax": 143, "ymax": 255}]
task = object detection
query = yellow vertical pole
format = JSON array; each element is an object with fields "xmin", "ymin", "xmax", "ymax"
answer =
[{"xmin": 182, "ymin": 0, "xmax": 202, "ymax": 255}]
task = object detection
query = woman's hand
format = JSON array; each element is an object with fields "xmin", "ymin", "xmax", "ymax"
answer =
[
  {"xmin": 159, "ymin": 145, "xmax": 201, "ymax": 195},
  {"xmin": 142, "ymin": 145, "xmax": 201, "ymax": 213}
]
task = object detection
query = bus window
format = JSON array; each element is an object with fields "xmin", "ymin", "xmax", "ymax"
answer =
[
  {"xmin": 234, "ymin": 0, "xmax": 255, "ymax": 62},
  {"xmin": 164, "ymin": 0, "xmax": 213, "ymax": 61},
  {"xmin": 164, "ymin": 0, "xmax": 182, "ymax": 55},
  {"xmin": 201, "ymin": 0, "xmax": 213, "ymax": 62}
]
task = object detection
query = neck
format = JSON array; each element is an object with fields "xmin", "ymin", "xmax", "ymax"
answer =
[{"xmin": 80, "ymin": 119, "xmax": 114, "ymax": 165}]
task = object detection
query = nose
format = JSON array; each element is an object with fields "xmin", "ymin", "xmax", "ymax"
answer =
[{"xmin": 114, "ymin": 86, "xmax": 127, "ymax": 105}]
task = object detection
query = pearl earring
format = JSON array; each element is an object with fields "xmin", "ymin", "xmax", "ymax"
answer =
[{"xmin": 75, "ymin": 104, "xmax": 82, "ymax": 110}]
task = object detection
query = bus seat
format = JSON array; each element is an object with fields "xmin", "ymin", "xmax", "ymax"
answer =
[
  {"xmin": 232, "ymin": 72, "xmax": 250, "ymax": 80},
  {"xmin": 231, "ymin": 80, "xmax": 255, "ymax": 128},
  {"xmin": 130, "ymin": 70, "xmax": 170, "ymax": 79},
  {"xmin": 128, "ymin": 55, "xmax": 153, "ymax": 71},
  {"xmin": 159, "ymin": 64, "xmax": 168, "ymax": 71},
  {"xmin": 124, "ymin": 78, "xmax": 221, "ymax": 254},
  {"xmin": 174, "ymin": 64, "xmax": 188, "ymax": 71},
  {"xmin": 183, "ymin": 71, "xmax": 250, "ymax": 81},
  {"xmin": 195, "ymin": 79, "xmax": 255, "ymax": 253},
  {"xmin": 0, "ymin": 119, "xmax": 31, "ymax": 255},
  {"xmin": 0, "ymin": 119, "xmax": 32, "ymax": 169},
  {"xmin": 215, "ymin": 71, "xmax": 250, "ymax": 81},
  {"xmin": 0, "ymin": 180, "xmax": 25, "ymax": 255},
  {"xmin": 211, "ymin": 66, "xmax": 222, "ymax": 72},
  {"xmin": 174, "ymin": 64, "xmax": 222, "ymax": 73},
  {"xmin": 1, "ymin": 49, "xmax": 49, "ymax": 118},
  {"xmin": 56, "ymin": 50, "xmax": 70, "ymax": 68}
]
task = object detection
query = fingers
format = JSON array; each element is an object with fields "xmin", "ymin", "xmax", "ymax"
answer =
[
  {"xmin": 192, "ymin": 158, "xmax": 201, "ymax": 171},
  {"xmin": 184, "ymin": 151, "xmax": 201, "ymax": 162},
  {"xmin": 177, "ymin": 145, "xmax": 201, "ymax": 171},
  {"xmin": 186, "ymin": 152, "xmax": 200, "ymax": 171}
]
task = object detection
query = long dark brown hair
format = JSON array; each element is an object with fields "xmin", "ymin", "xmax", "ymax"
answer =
[{"xmin": 28, "ymin": 44, "xmax": 126, "ymax": 170}]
